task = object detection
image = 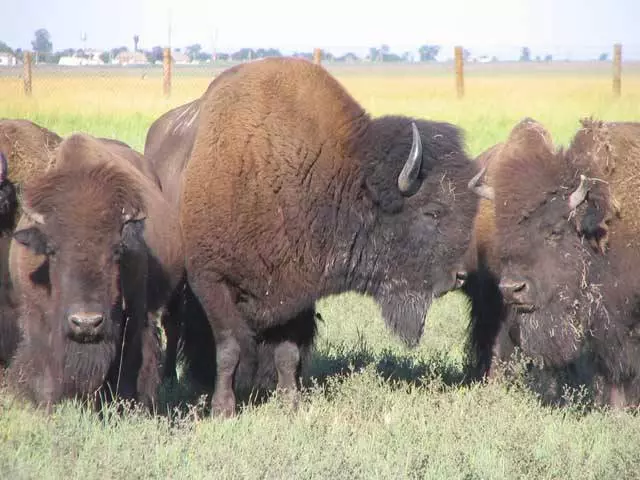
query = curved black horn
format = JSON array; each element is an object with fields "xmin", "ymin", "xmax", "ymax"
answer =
[
  {"xmin": 468, "ymin": 166, "xmax": 495, "ymax": 200},
  {"xmin": 0, "ymin": 153, "xmax": 6, "ymax": 182},
  {"xmin": 397, "ymin": 122, "xmax": 423, "ymax": 195}
]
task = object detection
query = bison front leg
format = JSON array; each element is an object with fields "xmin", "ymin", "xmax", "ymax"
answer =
[
  {"xmin": 188, "ymin": 275, "xmax": 245, "ymax": 417},
  {"xmin": 274, "ymin": 340, "xmax": 301, "ymax": 408}
]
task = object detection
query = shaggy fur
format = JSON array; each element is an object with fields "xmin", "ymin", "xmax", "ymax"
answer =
[
  {"xmin": 144, "ymin": 96, "xmax": 319, "ymax": 396},
  {"xmin": 180, "ymin": 57, "xmax": 479, "ymax": 415},
  {"xmin": 6, "ymin": 134, "xmax": 184, "ymax": 409},
  {"xmin": 466, "ymin": 117, "xmax": 640, "ymax": 407}
]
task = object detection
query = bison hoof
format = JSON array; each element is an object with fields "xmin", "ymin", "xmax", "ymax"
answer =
[{"xmin": 211, "ymin": 393, "xmax": 236, "ymax": 418}]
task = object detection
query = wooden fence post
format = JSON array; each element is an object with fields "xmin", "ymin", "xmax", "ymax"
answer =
[
  {"xmin": 163, "ymin": 47, "xmax": 172, "ymax": 97},
  {"xmin": 454, "ymin": 46, "xmax": 464, "ymax": 98},
  {"xmin": 313, "ymin": 48, "xmax": 322, "ymax": 65},
  {"xmin": 23, "ymin": 51, "xmax": 33, "ymax": 96},
  {"xmin": 613, "ymin": 43, "xmax": 622, "ymax": 97}
]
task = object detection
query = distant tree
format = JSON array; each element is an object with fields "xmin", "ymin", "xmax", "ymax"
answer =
[
  {"xmin": 14, "ymin": 48, "xmax": 23, "ymax": 62},
  {"xmin": 216, "ymin": 52, "xmax": 230, "ymax": 61},
  {"xmin": 133, "ymin": 35, "xmax": 140, "ymax": 52},
  {"xmin": 292, "ymin": 51, "xmax": 313, "ymax": 61},
  {"xmin": 368, "ymin": 47, "xmax": 380, "ymax": 62},
  {"xmin": 0, "ymin": 41, "xmax": 13, "ymax": 55},
  {"xmin": 231, "ymin": 48, "xmax": 255, "ymax": 61},
  {"xmin": 336, "ymin": 52, "xmax": 359, "ymax": 63},
  {"xmin": 255, "ymin": 48, "xmax": 282, "ymax": 58},
  {"xmin": 491, "ymin": 56, "xmax": 499, "ymax": 62},
  {"xmin": 186, "ymin": 44, "xmax": 202, "ymax": 61},
  {"xmin": 32, "ymin": 28, "xmax": 53, "ymax": 62},
  {"xmin": 99, "ymin": 51, "xmax": 111, "ymax": 64},
  {"xmin": 519, "ymin": 46, "xmax": 531, "ymax": 62},
  {"xmin": 544, "ymin": 54, "xmax": 553, "ymax": 62},
  {"xmin": 535, "ymin": 55, "xmax": 541, "ymax": 62},
  {"xmin": 599, "ymin": 52, "xmax": 609, "ymax": 61},
  {"xmin": 146, "ymin": 46, "xmax": 164, "ymax": 63},
  {"xmin": 111, "ymin": 46, "xmax": 128, "ymax": 59},
  {"xmin": 196, "ymin": 51, "xmax": 213, "ymax": 62},
  {"xmin": 418, "ymin": 44, "xmax": 440, "ymax": 62},
  {"xmin": 463, "ymin": 49, "xmax": 471, "ymax": 61}
]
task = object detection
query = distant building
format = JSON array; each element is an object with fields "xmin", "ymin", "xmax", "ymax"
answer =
[
  {"xmin": 58, "ymin": 50, "xmax": 105, "ymax": 66},
  {"xmin": 0, "ymin": 52, "xmax": 17, "ymax": 66},
  {"xmin": 116, "ymin": 51, "xmax": 148, "ymax": 66},
  {"xmin": 171, "ymin": 50, "xmax": 191, "ymax": 65}
]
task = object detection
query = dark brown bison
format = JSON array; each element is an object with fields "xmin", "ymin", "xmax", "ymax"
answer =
[
  {"xmin": 143, "ymin": 97, "xmax": 319, "ymax": 398},
  {"xmin": 0, "ymin": 120, "xmax": 62, "ymax": 374},
  {"xmin": 180, "ymin": 57, "xmax": 479, "ymax": 416},
  {"xmin": 6, "ymin": 133, "xmax": 184, "ymax": 409},
  {"xmin": 467, "ymin": 117, "xmax": 640, "ymax": 407}
]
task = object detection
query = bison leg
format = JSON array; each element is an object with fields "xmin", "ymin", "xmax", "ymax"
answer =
[
  {"xmin": 273, "ymin": 340, "xmax": 301, "ymax": 408},
  {"xmin": 188, "ymin": 275, "xmax": 248, "ymax": 417},
  {"xmin": 136, "ymin": 313, "xmax": 162, "ymax": 409},
  {"xmin": 160, "ymin": 286, "xmax": 183, "ymax": 382}
]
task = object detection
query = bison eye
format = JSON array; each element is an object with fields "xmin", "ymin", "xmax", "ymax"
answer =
[{"xmin": 113, "ymin": 244, "xmax": 124, "ymax": 262}]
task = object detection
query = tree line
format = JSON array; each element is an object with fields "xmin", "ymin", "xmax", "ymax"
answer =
[{"xmin": 0, "ymin": 29, "xmax": 614, "ymax": 65}]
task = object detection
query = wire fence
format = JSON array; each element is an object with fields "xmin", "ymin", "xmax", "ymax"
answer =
[{"xmin": 0, "ymin": 44, "xmax": 637, "ymax": 105}]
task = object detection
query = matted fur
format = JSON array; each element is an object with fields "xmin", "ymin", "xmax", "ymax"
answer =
[{"xmin": 180, "ymin": 57, "xmax": 479, "ymax": 414}]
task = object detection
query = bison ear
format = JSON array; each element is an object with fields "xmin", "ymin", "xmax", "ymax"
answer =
[{"xmin": 13, "ymin": 227, "xmax": 50, "ymax": 256}]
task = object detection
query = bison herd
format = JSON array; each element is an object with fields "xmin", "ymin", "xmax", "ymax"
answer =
[{"xmin": 0, "ymin": 57, "xmax": 639, "ymax": 416}]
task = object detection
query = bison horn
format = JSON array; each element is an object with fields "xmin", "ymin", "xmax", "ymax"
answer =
[
  {"xmin": 0, "ymin": 152, "xmax": 6, "ymax": 183},
  {"xmin": 397, "ymin": 122, "xmax": 423, "ymax": 195},
  {"xmin": 467, "ymin": 166, "xmax": 495, "ymax": 200},
  {"xmin": 21, "ymin": 203, "xmax": 45, "ymax": 225},
  {"xmin": 568, "ymin": 175, "xmax": 589, "ymax": 210}
]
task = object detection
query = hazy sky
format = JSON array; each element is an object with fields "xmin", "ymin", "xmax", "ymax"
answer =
[{"xmin": 3, "ymin": 0, "xmax": 640, "ymax": 59}]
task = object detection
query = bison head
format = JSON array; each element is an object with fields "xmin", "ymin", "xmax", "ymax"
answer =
[
  {"xmin": 361, "ymin": 118, "xmax": 478, "ymax": 345},
  {"xmin": 469, "ymin": 118, "xmax": 614, "ymax": 368},
  {"xmin": 13, "ymin": 162, "xmax": 147, "ymax": 346}
]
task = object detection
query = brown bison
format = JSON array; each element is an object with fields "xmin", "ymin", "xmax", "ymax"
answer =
[
  {"xmin": 6, "ymin": 133, "xmax": 184, "ymax": 409},
  {"xmin": 0, "ymin": 120, "xmax": 62, "ymax": 373},
  {"xmin": 180, "ymin": 57, "xmax": 479, "ymax": 415},
  {"xmin": 467, "ymin": 117, "xmax": 640, "ymax": 407},
  {"xmin": 143, "ymin": 97, "xmax": 319, "ymax": 398}
]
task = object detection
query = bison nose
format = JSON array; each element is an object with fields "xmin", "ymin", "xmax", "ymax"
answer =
[
  {"xmin": 68, "ymin": 312, "xmax": 104, "ymax": 332},
  {"xmin": 499, "ymin": 278, "xmax": 535, "ymax": 311},
  {"xmin": 455, "ymin": 270, "xmax": 468, "ymax": 288}
]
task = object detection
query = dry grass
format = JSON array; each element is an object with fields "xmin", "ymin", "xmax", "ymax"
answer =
[{"xmin": 1, "ymin": 61, "xmax": 640, "ymax": 479}]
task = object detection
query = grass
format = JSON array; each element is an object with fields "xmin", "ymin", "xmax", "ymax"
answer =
[{"xmin": 1, "ymin": 61, "xmax": 640, "ymax": 479}]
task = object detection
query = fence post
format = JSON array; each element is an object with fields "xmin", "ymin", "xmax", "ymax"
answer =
[
  {"xmin": 163, "ymin": 47, "xmax": 172, "ymax": 97},
  {"xmin": 454, "ymin": 46, "xmax": 464, "ymax": 98},
  {"xmin": 23, "ymin": 51, "xmax": 33, "ymax": 96},
  {"xmin": 313, "ymin": 48, "xmax": 322, "ymax": 65},
  {"xmin": 613, "ymin": 43, "xmax": 622, "ymax": 97}
]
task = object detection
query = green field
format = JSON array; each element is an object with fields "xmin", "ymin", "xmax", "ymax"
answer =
[{"xmin": 1, "ymin": 62, "xmax": 640, "ymax": 479}]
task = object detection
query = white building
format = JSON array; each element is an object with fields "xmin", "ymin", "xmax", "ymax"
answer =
[{"xmin": 0, "ymin": 52, "xmax": 17, "ymax": 66}]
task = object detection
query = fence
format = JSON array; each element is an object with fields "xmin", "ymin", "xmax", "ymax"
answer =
[{"xmin": 11, "ymin": 44, "xmax": 630, "ymax": 99}]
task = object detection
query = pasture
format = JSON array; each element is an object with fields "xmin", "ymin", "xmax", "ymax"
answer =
[{"xmin": 2, "ymin": 61, "xmax": 640, "ymax": 479}]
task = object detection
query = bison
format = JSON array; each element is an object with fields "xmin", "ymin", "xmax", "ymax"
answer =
[
  {"xmin": 179, "ymin": 57, "xmax": 479, "ymax": 416},
  {"xmin": 6, "ymin": 133, "xmax": 184, "ymax": 409},
  {"xmin": 467, "ymin": 117, "xmax": 640, "ymax": 407},
  {"xmin": 0, "ymin": 120, "xmax": 62, "ymax": 373},
  {"xmin": 143, "ymin": 96, "xmax": 319, "ymax": 399}
]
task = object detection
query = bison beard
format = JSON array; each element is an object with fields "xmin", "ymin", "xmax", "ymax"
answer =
[{"xmin": 180, "ymin": 57, "xmax": 478, "ymax": 416}]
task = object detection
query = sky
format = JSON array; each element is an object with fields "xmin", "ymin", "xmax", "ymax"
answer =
[{"xmin": 3, "ymin": 0, "xmax": 640, "ymax": 60}]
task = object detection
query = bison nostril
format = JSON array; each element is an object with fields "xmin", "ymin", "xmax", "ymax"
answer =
[
  {"xmin": 512, "ymin": 282, "xmax": 527, "ymax": 293},
  {"xmin": 455, "ymin": 271, "xmax": 468, "ymax": 287},
  {"xmin": 69, "ymin": 313, "xmax": 104, "ymax": 329}
]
